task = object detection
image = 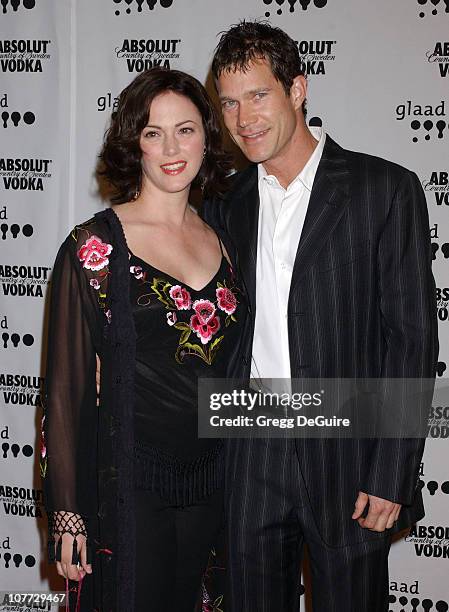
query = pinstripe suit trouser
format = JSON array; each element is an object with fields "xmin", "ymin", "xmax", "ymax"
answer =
[{"xmin": 226, "ymin": 438, "xmax": 391, "ymax": 612}]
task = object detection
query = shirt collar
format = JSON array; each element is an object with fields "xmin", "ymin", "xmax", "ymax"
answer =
[{"xmin": 258, "ymin": 126, "xmax": 326, "ymax": 192}]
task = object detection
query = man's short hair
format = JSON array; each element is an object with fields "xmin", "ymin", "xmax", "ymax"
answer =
[{"xmin": 212, "ymin": 20, "xmax": 307, "ymax": 115}]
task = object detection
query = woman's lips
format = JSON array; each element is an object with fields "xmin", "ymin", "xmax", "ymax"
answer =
[{"xmin": 160, "ymin": 160, "xmax": 187, "ymax": 175}]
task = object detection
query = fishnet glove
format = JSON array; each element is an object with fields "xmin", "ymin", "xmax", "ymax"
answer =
[{"xmin": 48, "ymin": 511, "xmax": 90, "ymax": 565}]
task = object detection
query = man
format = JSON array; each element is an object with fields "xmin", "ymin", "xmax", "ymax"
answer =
[{"xmin": 203, "ymin": 21, "xmax": 438, "ymax": 612}]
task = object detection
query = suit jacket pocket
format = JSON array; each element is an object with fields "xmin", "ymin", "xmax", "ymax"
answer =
[{"xmin": 317, "ymin": 240, "xmax": 371, "ymax": 273}]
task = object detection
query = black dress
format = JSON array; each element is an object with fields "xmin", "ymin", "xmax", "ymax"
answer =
[
  {"xmin": 41, "ymin": 208, "xmax": 247, "ymax": 611},
  {"xmin": 130, "ymin": 246, "xmax": 242, "ymax": 505}
]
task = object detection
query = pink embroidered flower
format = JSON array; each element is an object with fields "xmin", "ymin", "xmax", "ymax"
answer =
[
  {"xmin": 130, "ymin": 265, "xmax": 144, "ymax": 279},
  {"xmin": 90, "ymin": 278, "xmax": 100, "ymax": 290},
  {"xmin": 190, "ymin": 299, "xmax": 220, "ymax": 345},
  {"xmin": 216, "ymin": 287, "xmax": 237, "ymax": 315},
  {"xmin": 40, "ymin": 415, "xmax": 46, "ymax": 459},
  {"xmin": 169, "ymin": 285, "xmax": 192, "ymax": 310},
  {"xmin": 105, "ymin": 309, "xmax": 112, "ymax": 324},
  {"xmin": 77, "ymin": 235, "xmax": 113, "ymax": 271},
  {"xmin": 166, "ymin": 312, "xmax": 177, "ymax": 326}
]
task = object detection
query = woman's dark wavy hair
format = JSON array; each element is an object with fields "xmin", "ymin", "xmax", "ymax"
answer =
[
  {"xmin": 99, "ymin": 68, "xmax": 233, "ymax": 204},
  {"xmin": 212, "ymin": 20, "xmax": 307, "ymax": 116}
]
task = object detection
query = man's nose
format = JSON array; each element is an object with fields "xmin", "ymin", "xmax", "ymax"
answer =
[{"xmin": 237, "ymin": 103, "xmax": 256, "ymax": 129}]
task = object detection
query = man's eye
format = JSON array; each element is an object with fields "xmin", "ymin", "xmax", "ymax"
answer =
[
  {"xmin": 222, "ymin": 100, "xmax": 237, "ymax": 110},
  {"xmin": 254, "ymin": 92, "xmax": 267, "ymax": 100}
]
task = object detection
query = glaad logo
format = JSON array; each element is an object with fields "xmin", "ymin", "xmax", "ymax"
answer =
[
  {"xmin": 0, "ymin": 536, "xmax": 37, "ymax": 569},
  {"xmin": 296, "ymin": 40, "xmax": 336, "ymax": 76},
  {"xmin": 423, "ymin": 479, "xmax": 449, "ymax": 495},
  {"xmin": 0, "ymin": 158, "xmax": 52, "ymax": 191},
  {"xmin": 423, "ymin": 171, "xmax": 449, "ymax": 206},
  {"xmin": 395, "ymin": 100, "xmax": 447, "ymax": 142},
  {"xmin": 262, "ymin": 0, "xmax": 328, "ymax": 17},
  {"xmin": 0, "ymin": 39, "xmax": 51, "ymax": 73},
  {"xmin": 112, "ymin": 0, "xmax": 174, "ymax": 16},
  {"xmin": 115, "ymin": 38, "xmax": 181, "ymax": 72},
  {"xmin": 0, "ymin": 0, "xmax": 37, "ymax": 13},
  {"xmin": 0, "ymin": 264, "xmax": 50, "ymax": 298},
  {"xmin": 1, "ymin": 95, "xmax": 35, "ymax": 127},
  {"xmin": 389, "ymin": 594, "xmax": 448, "ymax": 610},
  {"xmin": 436, "ymin": 360, "xmax": 446, "ymax": 376},
  {"xmin": 0, "ymin": 316, "xmax": 35, "ymax": 348},
  {"xmin": 426, "ymin": 42, "xmax": 449, "ymax": 78},
  {"xmin": 417, "ymin": 0, "xmax": 449, "ymax": 18}
]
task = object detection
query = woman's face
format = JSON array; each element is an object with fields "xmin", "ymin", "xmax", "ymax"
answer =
[{"xmin": 139, "ymin": 91, "xmax": 206, "ymax": 196}]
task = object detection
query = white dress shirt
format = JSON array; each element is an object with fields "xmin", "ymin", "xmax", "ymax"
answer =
[{"xmin": 251, "ymin": 127, "xmax": 326, "ymax": 384}]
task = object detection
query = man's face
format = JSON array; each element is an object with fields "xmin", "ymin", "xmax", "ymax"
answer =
[{"xmin": 217, "ymin": 59, "xmax": 303, "ymax": 165}]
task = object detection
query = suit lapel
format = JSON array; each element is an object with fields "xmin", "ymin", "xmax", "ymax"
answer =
[
  {"xmin": 228, "ymin": 166, "xmax": 259, "ymax": 311},
  {"xmin": 290, "ymin": 136, "xmax": 351, "ymax": 290}
]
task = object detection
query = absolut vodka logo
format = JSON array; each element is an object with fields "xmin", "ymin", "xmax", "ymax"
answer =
[
  {"xmin": 0, "ymin": 39, "xmax": 51, "ymax": 73},
  {"xmin": 115, "ymin": 39, "xmax": 181, "ymax": 72},
  {"xmin": 0, "ymin": 158, "xmax": 52, "ymax": 191},
  {"xmin": 297, "ymin": 40, "xmax": 336, "ymax": 76},
  {"xmin": 423, "ymin": 171, "xmax": 449, "ymax": 206},
  {"xmin": 427, "ymin": 42, "xmax": 449, "ymax": 78},
  {"xmin": 0, "ymin": 264, "xmax": 51, "ymax": 298}
]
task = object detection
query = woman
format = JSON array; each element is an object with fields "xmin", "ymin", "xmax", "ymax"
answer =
[{"xmin": 40, "ymin": 68, "xmax": 246, "ymax": 611}]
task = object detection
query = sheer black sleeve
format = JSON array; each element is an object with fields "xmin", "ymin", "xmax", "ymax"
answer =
[{"xmin": 41, "ymin": 223, "xmax": 111, "ymax": 564}]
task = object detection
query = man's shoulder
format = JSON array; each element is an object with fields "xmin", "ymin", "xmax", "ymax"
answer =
[{"xmin": 341, "ymin": 142, "xmax": 417, "ymax": 186}]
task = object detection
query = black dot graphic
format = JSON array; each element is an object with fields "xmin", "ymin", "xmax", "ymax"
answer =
[
  {"xmin": 126, "ymin": 7, "xmax": 130, "ymax": 12},
  {"xmin": 419, "ymin": 11, "xmax": 425, "ymax": 16},
  {"xmin": 22, "ymin": 224, "xmax": 33, "ymax": 237},
  {"xmin": 442, "ymin": 481, "xmax": 449, "ymax": 494},
  {"xmin": 277, "ymin": 8, "xmax": 282, "ymax": 14},
  {"xmin": 22, "ymin": 334, "xmax": 34, "ymax": 347},
  {"xmin": 115, "ymin": 10, "xmax": 120, "ymax": 14},
  {"xmin": 265, "ymin": 11, "xmax": 270, "ymax": 16},
  {"xmin": 25, "ymin": 555, "xmax": 36, "ymax": 567},
  {"xmin": 418, "ymin": 0, "xmax": 426, "ymax": 4},
  {"xmin": 432, "ymin": 8, "xmax": 437, "ymax": 13},
  {"xmin": 23, "ymin": 0, "xmax": 36, "ymax": 7},
  {"xmin": 22, "ymin": 444, "xmax": 33, "ymax": 457},
  {"xmin": 23, "ymin": 111, "xmax": 35, "ymax": 125},
  {"xmin": 314, "ymin": 0, "xmax": 328, "ymax": 6}
]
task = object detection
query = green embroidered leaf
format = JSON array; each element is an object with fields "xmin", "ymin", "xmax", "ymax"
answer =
[
  {"xmin": 208, "ymin": 335, "xmax": 224, "ymax": 363},
  {"xmin": 175, "ymin": 341, "xmax": 209, "ymax": 364},
  {"xmin": 230, "ymin": 315, "xmax": 237, "ymax": 322},
  {"xmin": 173, "ymin": 322, "xmax": 190, "ymax": 331},
  {"xmin": 217, "ymin": 281, "xmax": 224, "ymax": 288},
  {"xmin": 178, "ymin": 328, "xmax": 191, "ymax": 345},
  {"xmin": 151, "ymin": 277, "xmax": 175, "ymax": 309},
  {"xmin": 225, "ymin": 315, "xmax": 231, "ymax": 327},
  {"xmin": 99, "ymin": 291, "xmax": 106, "ymax": 299}
]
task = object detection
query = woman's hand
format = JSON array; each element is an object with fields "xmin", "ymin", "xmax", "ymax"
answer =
[{"xmin": 55, "ymin": 532, "xmax": 92, "ymax": 581}]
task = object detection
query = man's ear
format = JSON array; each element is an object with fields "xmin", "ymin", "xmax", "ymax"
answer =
[{"xmin": 290, "ymin": 75, "xmax": 307, "ymax": 112}]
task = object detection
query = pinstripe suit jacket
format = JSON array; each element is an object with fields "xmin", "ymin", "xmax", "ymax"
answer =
[{"xmin": 203, "ymin": 135, "xmax": 439, "ymax": 546}]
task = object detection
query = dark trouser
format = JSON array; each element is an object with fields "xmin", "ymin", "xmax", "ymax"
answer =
[
  {"xmin": 134, "ymin": 486, "xmax": 224, "ymax": 612},
  {"xmin": 227, "ymin": 439, "xmax": 391, "ymax": 612}
]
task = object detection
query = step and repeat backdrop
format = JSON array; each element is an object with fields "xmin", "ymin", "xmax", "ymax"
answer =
[{"xmin": 0, "ymin": 0, "xmax": 448, "ymax": 610}]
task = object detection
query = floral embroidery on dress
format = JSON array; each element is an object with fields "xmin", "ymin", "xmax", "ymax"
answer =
[
  {"xmin": 39, "ymin": 413, "xmax": 47, "ymax": 478},
  {"xmin": 77, "ymin": 235, "xmax": 112, "ymax": 271},
  {"xmin": 131, "ymin": 264, "xmax": 239, "ymax": 366},
  {"xmin": 72, "ymin": 226, "xmax": 112, "ymax": 322}
]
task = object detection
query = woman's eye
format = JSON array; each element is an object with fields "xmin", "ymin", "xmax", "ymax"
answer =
[
  {"xmin": 179, "ymin": 127, "xmax": 194, "ymax": 134},
  {"xmin": 144, "ymin": 131, "xmax": 159, "ymax": 138}
]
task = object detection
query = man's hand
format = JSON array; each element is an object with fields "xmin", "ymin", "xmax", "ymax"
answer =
[{"xmin": 352, "ymin": 491, "xmax": 401, "ymax": 532}]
